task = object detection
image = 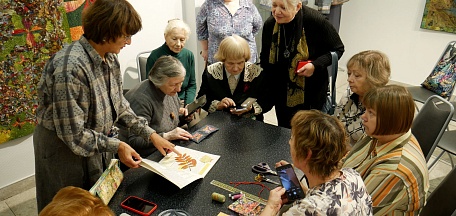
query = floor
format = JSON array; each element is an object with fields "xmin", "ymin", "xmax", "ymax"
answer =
[{"xmin": 1, "ymin": 69, "xmax": 454, "ymax": 216}]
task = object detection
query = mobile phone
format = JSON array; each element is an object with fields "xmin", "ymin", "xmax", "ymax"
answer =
[
  {"xmin": 296, "ymin": 60, "xmax": 312, "ymax": 73},
  {"xmin": 120, "ymin": 196, "xmax": 157, "ymax": 216},
  {"xmin": 186, "ymin": 95, "xmax": 206, "ymax": 117},
  {"xmin": 276, "ymin": 164, "xmax": 305, "ymax": 203},
  {"xmin": 240, "ymin": 97, "xmax": 257, "ymax": 108}
]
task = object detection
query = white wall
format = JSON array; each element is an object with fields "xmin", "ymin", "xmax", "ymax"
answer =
[
  {"xmin": 2, "ymin": 0, "xmax": 456, "ymax": 189},
  {"xmin": 338, "ymin": 0, "xmax": 456, "ymax": 85}
]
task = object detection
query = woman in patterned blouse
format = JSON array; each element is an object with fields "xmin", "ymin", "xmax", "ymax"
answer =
[
  {"xmin": 343, "ymin": 85, "xmax": 429, "ymax": 215},
  {"xmin": 261, "ymin": 110, "xmax": 373, "ymax": 216},
  {"xmin": 334, "ymin": 50, "xmax": 391, "ymax": 145},
  {"xmin": 196, "ymin": 0, "xmax": 262, "ymax": 64}
]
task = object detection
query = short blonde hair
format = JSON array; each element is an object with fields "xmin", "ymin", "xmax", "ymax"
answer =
[
  {"xmin": 164, "ymin": 19, "xmax": 191, "ymax": 39},
  {"xmin": 39, "ymin": 186, "xmax": 114, "ymax": 216},
  {"xmin": 290, "ymin": 110, "xmax": 348, "ymax": 179},
  {"xmin": 362, "ymin": 85, "xmax": 415, "ymax": 135},
  {"xmin": 214, "ymin": 35, "xmax": 251, "ymax": 62},
  {"xmin": 347, "ymin": 50, "xmax": 391, "ymax": 89}
]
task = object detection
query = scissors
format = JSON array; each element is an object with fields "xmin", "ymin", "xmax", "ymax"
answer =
[
  {"xmin": 252, "ymin": 162, "xmax": 277, "ymax": 176},
  {"xmin": 255, "ymin": 173, "xmax": 281, "ymax": 186}
]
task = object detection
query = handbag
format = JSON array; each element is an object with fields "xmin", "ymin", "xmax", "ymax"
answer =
[{"xmin": 421, "ymin": 42, "xmax": 456, "ymax": 98}]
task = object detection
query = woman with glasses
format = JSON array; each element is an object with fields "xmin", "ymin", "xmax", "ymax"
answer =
[
  {"xmin": 33, "ymin": 0, "xmax": 179, "ymax": 212},
  {"xmin": 120, "ymin": 56, "xmax": 193, "ymax": 158}
]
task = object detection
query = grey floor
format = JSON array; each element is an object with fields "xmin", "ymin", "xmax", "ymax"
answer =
[{"xmin": 1, "ymin": 69, "xmax": 454, "ymax": 216}]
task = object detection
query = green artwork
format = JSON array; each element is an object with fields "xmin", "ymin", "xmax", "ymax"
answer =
[
  {"xmin": 421, "ymin": 0, "xmax": 456, "ymax": 34},
  {"xmin": 0, "ymin": 0, "xmax": 71, "ymax": 144}
]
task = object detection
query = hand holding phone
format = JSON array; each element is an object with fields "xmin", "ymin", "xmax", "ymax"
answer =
[
  {"xmin": 295, "ymin": 60, "xmax": 312, "ymax": 73},
  {"xmin": 185, "ymin": 95, "xmax": 206, "ymax": 117},
  {"xmin": 120, "ymin": 196, "xmax": 157, "ymax": 216},
  {"xmin": 276, "ymin": 164, "xmax": 305, "ymax": 203}
]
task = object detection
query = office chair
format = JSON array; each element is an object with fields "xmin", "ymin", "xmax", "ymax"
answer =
[
  {"xmin": 135, "ymin": 50, "xmax": 151, "ymax": 82},
  {"xmin": 419, "ymin": 166, "xmax": 456, "ymax": 216},
  {"xmin": 322, "ymin": 51, "xmax": 339, "ymax": 115},
  {"xmin": 411, "ymin": 95, "xmax": 454, "ymax": 168},
  {"xmin": 407, "ymin": 41, "xmax": 456, "ymax": 108}
]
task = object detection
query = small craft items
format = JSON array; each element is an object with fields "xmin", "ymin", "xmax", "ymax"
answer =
[{"xmin": 191, "ymin": 125, "xmax": 219, "ymax": 143}]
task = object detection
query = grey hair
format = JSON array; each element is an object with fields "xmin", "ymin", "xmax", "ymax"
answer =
[
  {"xmin": 281, "ymin": 0, "xmax": 302, "ymax": 10},
  {"xmin": 164, "ymin": 19, "xmax": 191, "ymax": 39},
  {"xmin": 148, "ymin": 56, "xmax": 186, "ymax": 87}
]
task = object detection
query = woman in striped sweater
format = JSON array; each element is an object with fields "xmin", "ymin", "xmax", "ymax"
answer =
[{"xmin": 343, "ymin": 85, "xmax": 429, "ymax": 216}]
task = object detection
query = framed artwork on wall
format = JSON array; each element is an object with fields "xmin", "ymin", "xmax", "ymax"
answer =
[
  {"xmin": 0, "ymin": 0, "xmax": 82, "ymax": 144},
  {"xmin": 421, "ymin": 0, "xmax": 456, "ymax": 34}
]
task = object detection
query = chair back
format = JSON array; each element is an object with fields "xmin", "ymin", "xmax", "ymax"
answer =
[
  {"xmin": 420, "ymin": 166, "xmax": 456, "ymax": 216},
  {"xmin": 322, "ymin": 51, "xmax": 339, "ymax": 115},
  {"xmin": 136, "ymin": 51, "xmax": 151, "ymax": 82},
  {"xmin": 411, "ymin": 95, "xmax": 454, "ymax": 162}
]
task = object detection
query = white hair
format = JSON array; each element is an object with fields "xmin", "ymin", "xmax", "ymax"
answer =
[{"xmin": 164, "ymin": 19, "xmax": 191, "ymax": 39}]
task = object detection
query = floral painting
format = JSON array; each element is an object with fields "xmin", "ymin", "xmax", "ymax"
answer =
[
  {"xmin": 0, "ymin": 0, "xmax": 71, "ymax": 144},
  {"xmin": 0, "ymin": 0, "xmax": 94, "ymax": 144},
  {"xmin": 421, "ymin": 0, "xmax": 456, "ymax": 34}
]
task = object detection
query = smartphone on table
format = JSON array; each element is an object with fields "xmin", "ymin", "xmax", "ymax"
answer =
[
  {"xmin": 185, "ymin": 95, "xmax": 206, "ymax": 117},
  {"xmin": 295, "ymin": 60, "xmax": 312, "ymax": 73},
  {"xmin": 120, "ymin": 196, "xmax": 157, "ymax": 216},
  {"xmin": 276, "ymin": 164, "xmax": 305, "ymax": 203}
]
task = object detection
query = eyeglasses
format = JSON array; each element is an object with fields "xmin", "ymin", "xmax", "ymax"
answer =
[{"xmin": 123, "ymin": 35, "xmax": 132, "ymax": 42}]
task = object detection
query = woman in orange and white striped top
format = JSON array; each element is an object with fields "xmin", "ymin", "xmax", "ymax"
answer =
[{"xmin": 343, "ymin": 85, "xmax": 429, "ymax": 216}]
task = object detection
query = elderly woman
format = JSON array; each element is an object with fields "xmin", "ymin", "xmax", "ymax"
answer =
[
  {"xmin": 260, "ymin": 0, "xmax": 344, "ymax": 128},
  {"xmin": 145, "ymin": 19, "xmax": 196, "ymax": 105},
  {"xmin": 33, "ymin": 0, "xmax": 178, "ymax": 212},
  {"xmin": 196, "ymin": 0, "xmax": 262, "ymax": 64},
  {"xmin": 261, "ymin": 110, "xmax": 372, "ymax": 216},
  {"xmin": 334, "ymin": 50, "xmax": 391, "ymax": 145},
  {"xmin": 196, "ymin": 35, "xmax": 264, "ymax": 120},
  {"xmin": 121, "ymin": 56, "xmax": 193, "ymax": 158},
  {"xmin": 343, "ymin": 85, "xmax": 429, "ymax": 215}
]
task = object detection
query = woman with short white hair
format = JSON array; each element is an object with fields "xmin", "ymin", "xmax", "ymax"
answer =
[
  {"xmin": 120, "ymin": 56, "xmax": 193, "ymax": 158},
  {"xmin": 146, "ymin": 19, "xmax": 196, "ymax": 105}
]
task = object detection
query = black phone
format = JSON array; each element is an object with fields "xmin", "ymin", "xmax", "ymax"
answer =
[
  {"xmin": 186, "ymin": 95, "xmax": 206, "ymax": 117},
  {"xmin": 120, "ymin": 196, "xmax": 157, "ymax": 216},
  {"xmin": 276, "ymin": 164, "xmax": 305, "ymax": 203}
]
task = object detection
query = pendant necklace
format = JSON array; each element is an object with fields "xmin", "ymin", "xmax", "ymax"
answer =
[{"xmin": 282, "ymin": 25, "xmax": 292, "ymax": 58}]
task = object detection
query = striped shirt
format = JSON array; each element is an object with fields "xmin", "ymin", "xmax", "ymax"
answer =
[
  {"xmin": 36, "ymin": 36, "xmax": 155, "ymax": 157},
  {"xmin": 342, "ymin": 130, "xmax": 429, "ymax": 216}
]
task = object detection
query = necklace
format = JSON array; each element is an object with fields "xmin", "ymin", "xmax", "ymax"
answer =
[{"xmin": 282, "ymin": 25, "xmax": 292, "ymax": 58}]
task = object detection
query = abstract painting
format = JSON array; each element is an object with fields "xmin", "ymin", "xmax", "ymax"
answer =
[{"xmin": 421, "ymin": 0, "xmax": 456, "ymax": 34}]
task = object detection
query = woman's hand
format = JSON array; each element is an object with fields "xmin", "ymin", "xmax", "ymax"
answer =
[
  {"xmin": 179, "ymin": 107, "xmax": 188, "ymax": 116},
  {"xmin": 217, "ymin": 97, "xmax": 235, "ymax": 110},
  {"xmin": 149, "ymin": 132, "xmax": 181, "ymax": 156},
  {"xmin": 260, "ymin": 187, "xmax": 287, "ymax": 216},
  {"xmin": 117, "ymin": 142, "xmax": 141, "ymax": 168},
  {"xmin": 296, "ymin": 62, "xmax": 315, "ymax": 77},
  {"xmin": 163, "ymin": 127, "xmax": 193, "ymax": 141},
  {"xmin": 275, "ymin": 160, "xmax": 290, "ymax": 168},
  {"xmin": 200, "ymin": 50, "xmax": 208, "ymax": 62}
]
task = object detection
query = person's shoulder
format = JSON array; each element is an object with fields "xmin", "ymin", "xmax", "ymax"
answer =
[
  {"xmin": 125, "ymin": 80, "xmax": 154, "ymax": 100},
  {"xmin": 207, "ymin": 62, "xmax": 224, "ymax": 80},
  {"xmin": 301, "ymin": 6, "xmax": 329, "ymax": 24},
  {"xmin": 244, "ymin": 62, "xmax": 263, "ymax": 81},
  {"xmin": 180, "ymin": 48, "xmax": 194, "ymax": 57}
]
